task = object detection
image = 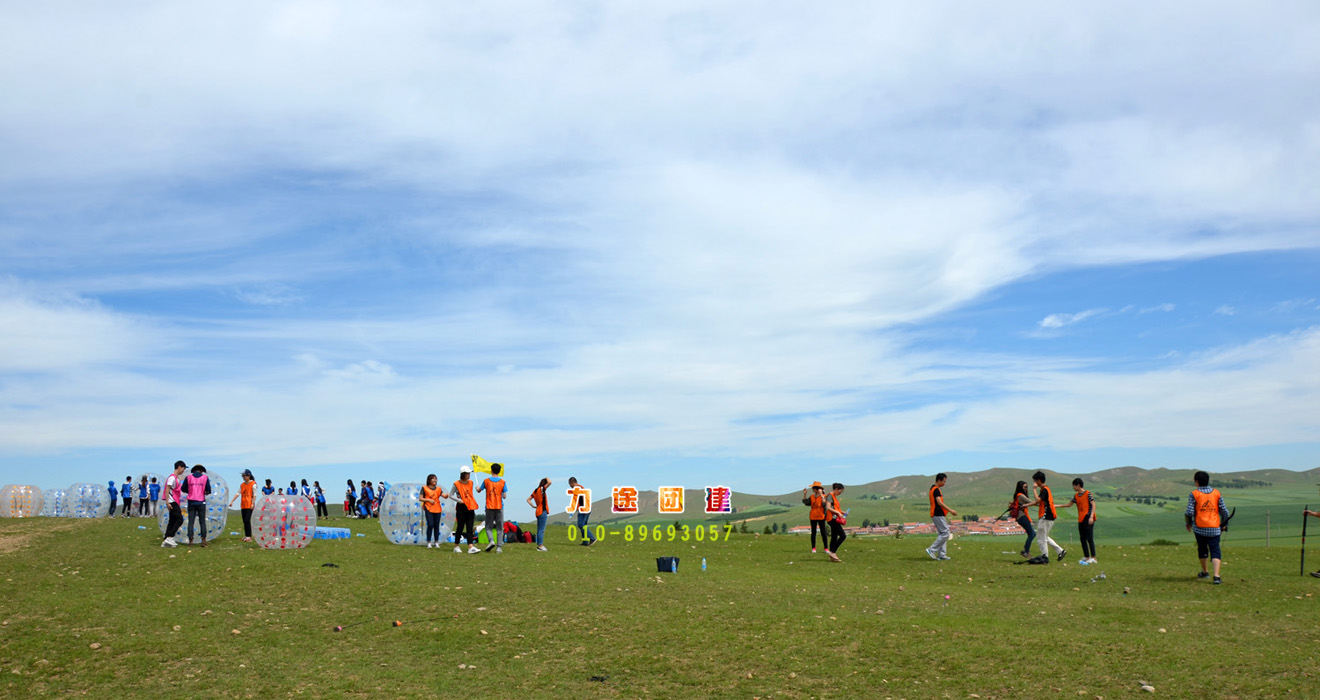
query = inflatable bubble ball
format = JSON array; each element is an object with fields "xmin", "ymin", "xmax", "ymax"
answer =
[
  {"xmin": 156, "ymin": 472, "xmax": 230, "ymax": 542},
  {"xmin": 40, "ymin": 488, "xmax": 70, "ymax": 517},
  {"xmin": 379, "ymin": 483, "xmax": 449, "ymax": 545},
  {"xmin": 254, "ymin": 494, "xmax": 316, "ymax": 550},
  {"xmin": 0, "ymin": 485, "xmax": 43, "ymax": 518},
  {"xmin": 67, "ymin": 482, "xmax": 111, "ymax": 518}
]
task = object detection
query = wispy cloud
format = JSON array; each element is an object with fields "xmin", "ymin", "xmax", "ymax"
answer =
[{"xmin": 1038, "ymin": 308, "xmax": 1107, "ymax": 330}]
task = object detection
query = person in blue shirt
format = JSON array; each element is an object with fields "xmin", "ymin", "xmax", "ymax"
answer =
[
  {"xmin": 313, "ymin": 481, "xmax": 328, "ymax": 518},
  {"xmin": 120, "ymin": 478, "xmax": 134, "ymax": 518},
  {"xmin": 149, "ymin": 477, "xmax": 161, "ymax": 517},
  {"xmin": 345, "ymin": 479, "xmax": 357, "ymax": 517},
  {"xmin": 261, "ymin": 479, "xmax": 275, "ymax": 496},
  {"xmin": 358, "ymin": 481, "xmax": 373, "ymax": 519},
  {"xmin": 108, "ymin": 480, "xmax": 119, "ymax": 517},
  {"xmin": 136, "ymin": 477, "xmax": 150, "ymax": 516}
]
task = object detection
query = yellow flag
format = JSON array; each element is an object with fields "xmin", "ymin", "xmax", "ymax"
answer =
[{"xmin": 471, "ymin": 455, "xmax": 503, "ymax": 475}]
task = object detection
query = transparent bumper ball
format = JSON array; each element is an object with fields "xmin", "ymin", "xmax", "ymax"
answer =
[
  {"xmin": 157, "ymin": 473, "xmax": 229, "ymax": 542},
  {"xmin": 380, "ymin": 483, "xmax": 448, "ymax": 545},
  {"xmin": 0, "ymin": 485, "xmax": 43, "ymax": 518},
  {"xmin": 67, "ymin": 482, "xmax": 112, "ymax": 518},
  {"xmin": 254, "ymin": 494, "xmax": 316, "ymax": 549},
  {"xmin": 40, "ymin": 488, "xmax": 70, "ymax": 517}
]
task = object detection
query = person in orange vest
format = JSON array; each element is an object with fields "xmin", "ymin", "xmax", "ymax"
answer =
[
  {"xmin": 1027, "ymin": 471, "xmax": 1066, "ymax": 562},
  {"xmin": 419, "ymin": 474, "xmax": 449, "ymax": 549},
  {"xmin": 801, "ymin": 481, "xmax": 831, "ymax": 554},
  {"xmin": 1058, "ymin": 478, "xmax": 1097, "ymax": 565},
  {"xmin": 925, "ymin": 473, "xmax": 957, "ymax": 561},
  {"xmin": 525, "ymin": 477, "xmax": 552, "ymax": 552},
  {"xmin": 477, "ymin": 463, "xmax": 509, "ymax": 553},
  {"xmin": 450, "ymin": 466, "xmax": 480, "ymax": 554},
  {"xmin": 228, "ymin": 469, "xmax": 256, "ymax": 542},
  {"xmin": 1009, "ymin": 481, "xmax": 1035, "ymax": 558},
  {"xmin": 824, "ymin": 483, "xmax": 847, "ymax": 563},
  {"xmin": 1185, "ymin": 470, "xmax": 1230, "ymax": 584}
]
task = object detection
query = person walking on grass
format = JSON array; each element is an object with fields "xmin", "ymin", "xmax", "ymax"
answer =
[
  {"xmin": 120, "ymin": 477, "xmax": 133, "ymax": 518},
  {"xmin": 1027, "ymin": 471, "xmax": 1066, "ymax": 563},
  {"xmin": 802, "ymin": 481, "xmax": 831, "ymax": 554},
  {"xmin": 418, "ymin": 474, "xmax": 448, "ymax": 549},
  {"xmin": 161, "ymin": 461, "xmax": 187, "ymax": 547},
  {"xmin": 1186, "ymin": 470, "xmax": 1230, "ymax": 585},
  {"xmin": 451, "ymin": 466, "xmax": 480, "ymax": 553},
  {"xmin": 229, "ymin": 469, "xmax": 256, "ymax": 542},
  {"xmin": 108, "ymin": 480, "xmax": 118, "ymax": 517},
  {"xmin": 149, "ymin": 477, "xmax": 160, "ymax": 517},
  {"xmin": 568, "ymin": 477, "xmax": 597, "ymax": 547},
  {"xmin": 1058, "ymin": 478, "xmax": 1097, "ymax": 565},
  {"xmin": 183, "ymin": 465, "xmax": 212, "ymax": 546},
  {"xmin": 345, "ymin": 479, "xmax": 356, "ymax": 517},
  {"xmin": 824, "ymin": 483, "xmax": 847, "ymax": 562},
  {"xmin": 1009, "ymin": 481, "xmax": 1035, "ymax": 557},
  {"xmin": 478, "ymin": 464, "xmax": 509, "ymax": 553},
  {"xmin": 925, "ymin": 473, "xmax": 957, "ymax": 561},
  {"xmin": 526, "ymin": 478, "xmax": 552, "ymax": 551}
]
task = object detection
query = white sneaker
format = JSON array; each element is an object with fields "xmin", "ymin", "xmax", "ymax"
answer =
[
  {"xmin": 496, "ymin": 547, "xmax": 502, "ymax": 554},
  {"xmin": 161, "ymin": 538, "xmax": 176, "ymax": 548},
  {"xmin": 453, "ymin": 546, "xmax": 462, "ymax": 553},
  {"xmin": 467, "ymin": 546, "xmax": 480, "ymax": 554},
  {"xmin": 925, "ymin": 547, "xmax": 938, "ymax": 560},
  {"xmin": 537, "ymin": 546, "xmax": 548, "ymax": 552}
]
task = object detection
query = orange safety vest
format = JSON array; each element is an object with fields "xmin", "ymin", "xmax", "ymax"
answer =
[
  {"xmin": 421, "ymin": 485, "xmax": 444, "ymax": 514},
  {"xmin": 1192, "ymin": 489, "xmax": 1223, "ymax": 529},
  {"xmin": 809, "ymin": 493, "xmax": 826, "ymax": 520},
  {"xmin": 240, "ymin": 480, "xmax": 254, "ymax": 510},
  {"xmin": 452, "ymin": 480, "xmax": 478, "ymax": 510},
  {"xmin": 482, "ymin": 477, "xmax": 505, "ymax": 510},
  {"xmin": 826, "ymin": 493, "xmax": 842, "ymax": 523},
  {"xmin": 530, "ymin": 487, "xmax": 547, "ymax": 517},
  {"xmin": 1037, "ymin": 485, "xmax": 1057, "ymax": 520},
  {"xmin": 1074, "ymin": 490, "xmax": 1095, "ymax": 523},
  {"xmin": 929, "ymin": 485, "xmax": 944, "ymax": 518}
]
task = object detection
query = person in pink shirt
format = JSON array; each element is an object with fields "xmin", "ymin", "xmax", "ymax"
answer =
[
  {"xmin": 182, "ymin": 465, "xmax": 212, "ymax": 547},
  {"xmin": 161, "ymin": 461, "xmax": 187, "ymax": 548}
]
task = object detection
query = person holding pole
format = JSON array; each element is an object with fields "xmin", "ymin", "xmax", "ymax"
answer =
[{"xmin": 1185, "ymin": 470, "xmax": 1230, "ymax": 585}]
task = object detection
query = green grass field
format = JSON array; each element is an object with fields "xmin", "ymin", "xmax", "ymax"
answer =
[{"xmin": 2, "ymin": 515, "xmax": 1318, "ymax": 699}]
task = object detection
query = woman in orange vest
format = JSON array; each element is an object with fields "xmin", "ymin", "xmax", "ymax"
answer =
[
  {"xmin": 450, "ymin": 466, "xmax": 480, "ymax": 554},
  {"xmin": 1009, "ymin": 481, "xmax": 1035, "ymax": 557},
  {"xmin": 419, "ymin": 474, "xmax": 449, "ymax": 549},
  {"xmin": 525, "ymin": 477, "xmax": 552, "ymax": 552},
  {"xmin": 801, "ymin": 482, "xmax": 830, "ymax": 554},
  {"xmin": 1058, "ymin": 478, "xmax": 1097, "ymax": 564},
  {"xmin": 1184, "ymin": 470, "xmax": 1230, "ymax": 584}
]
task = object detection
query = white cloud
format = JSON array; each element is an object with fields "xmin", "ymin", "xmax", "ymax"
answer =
[
  {"xmin": 1038, "ymin": 308, "xmax": 1106, "ymax": 329},
  {"xmin": 1215, "ymin": 305, "xmax": 1237, "ymax": 316}
]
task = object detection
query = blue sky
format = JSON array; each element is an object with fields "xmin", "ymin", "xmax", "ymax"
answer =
[{"xmin": 2, "ymin": 3, "xmax": 1319, "ymax": 520}]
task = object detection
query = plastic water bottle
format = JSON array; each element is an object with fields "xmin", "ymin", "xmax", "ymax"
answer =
[
  {"xmin": 137, "ymin": 525, "xmax": 146, "ymax": 530},
  {"xmin": 670, "ymin": 558, "xmax": 677, "ymax": 573},
  {"xmin": 702, "ymin": 557, "xmax": 707, "ymax": 572}
]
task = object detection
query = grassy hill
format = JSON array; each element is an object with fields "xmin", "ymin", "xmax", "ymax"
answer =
[{"xmin": 550, "ymin": 466, "xmax": 1320, "ymax": 545}]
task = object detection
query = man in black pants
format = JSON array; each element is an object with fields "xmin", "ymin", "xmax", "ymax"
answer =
[
  {"xmin": 161, "ymin": 461, "xmax": 187, "ymax": 548},
  {"xmin": 825, "ymin": 483, "xmax": 846, "ymax": 563}
]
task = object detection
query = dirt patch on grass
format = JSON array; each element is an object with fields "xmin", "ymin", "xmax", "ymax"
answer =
[{"xmin": 0, "ymin": 520, "xmax": 90, "ymax": 556}]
